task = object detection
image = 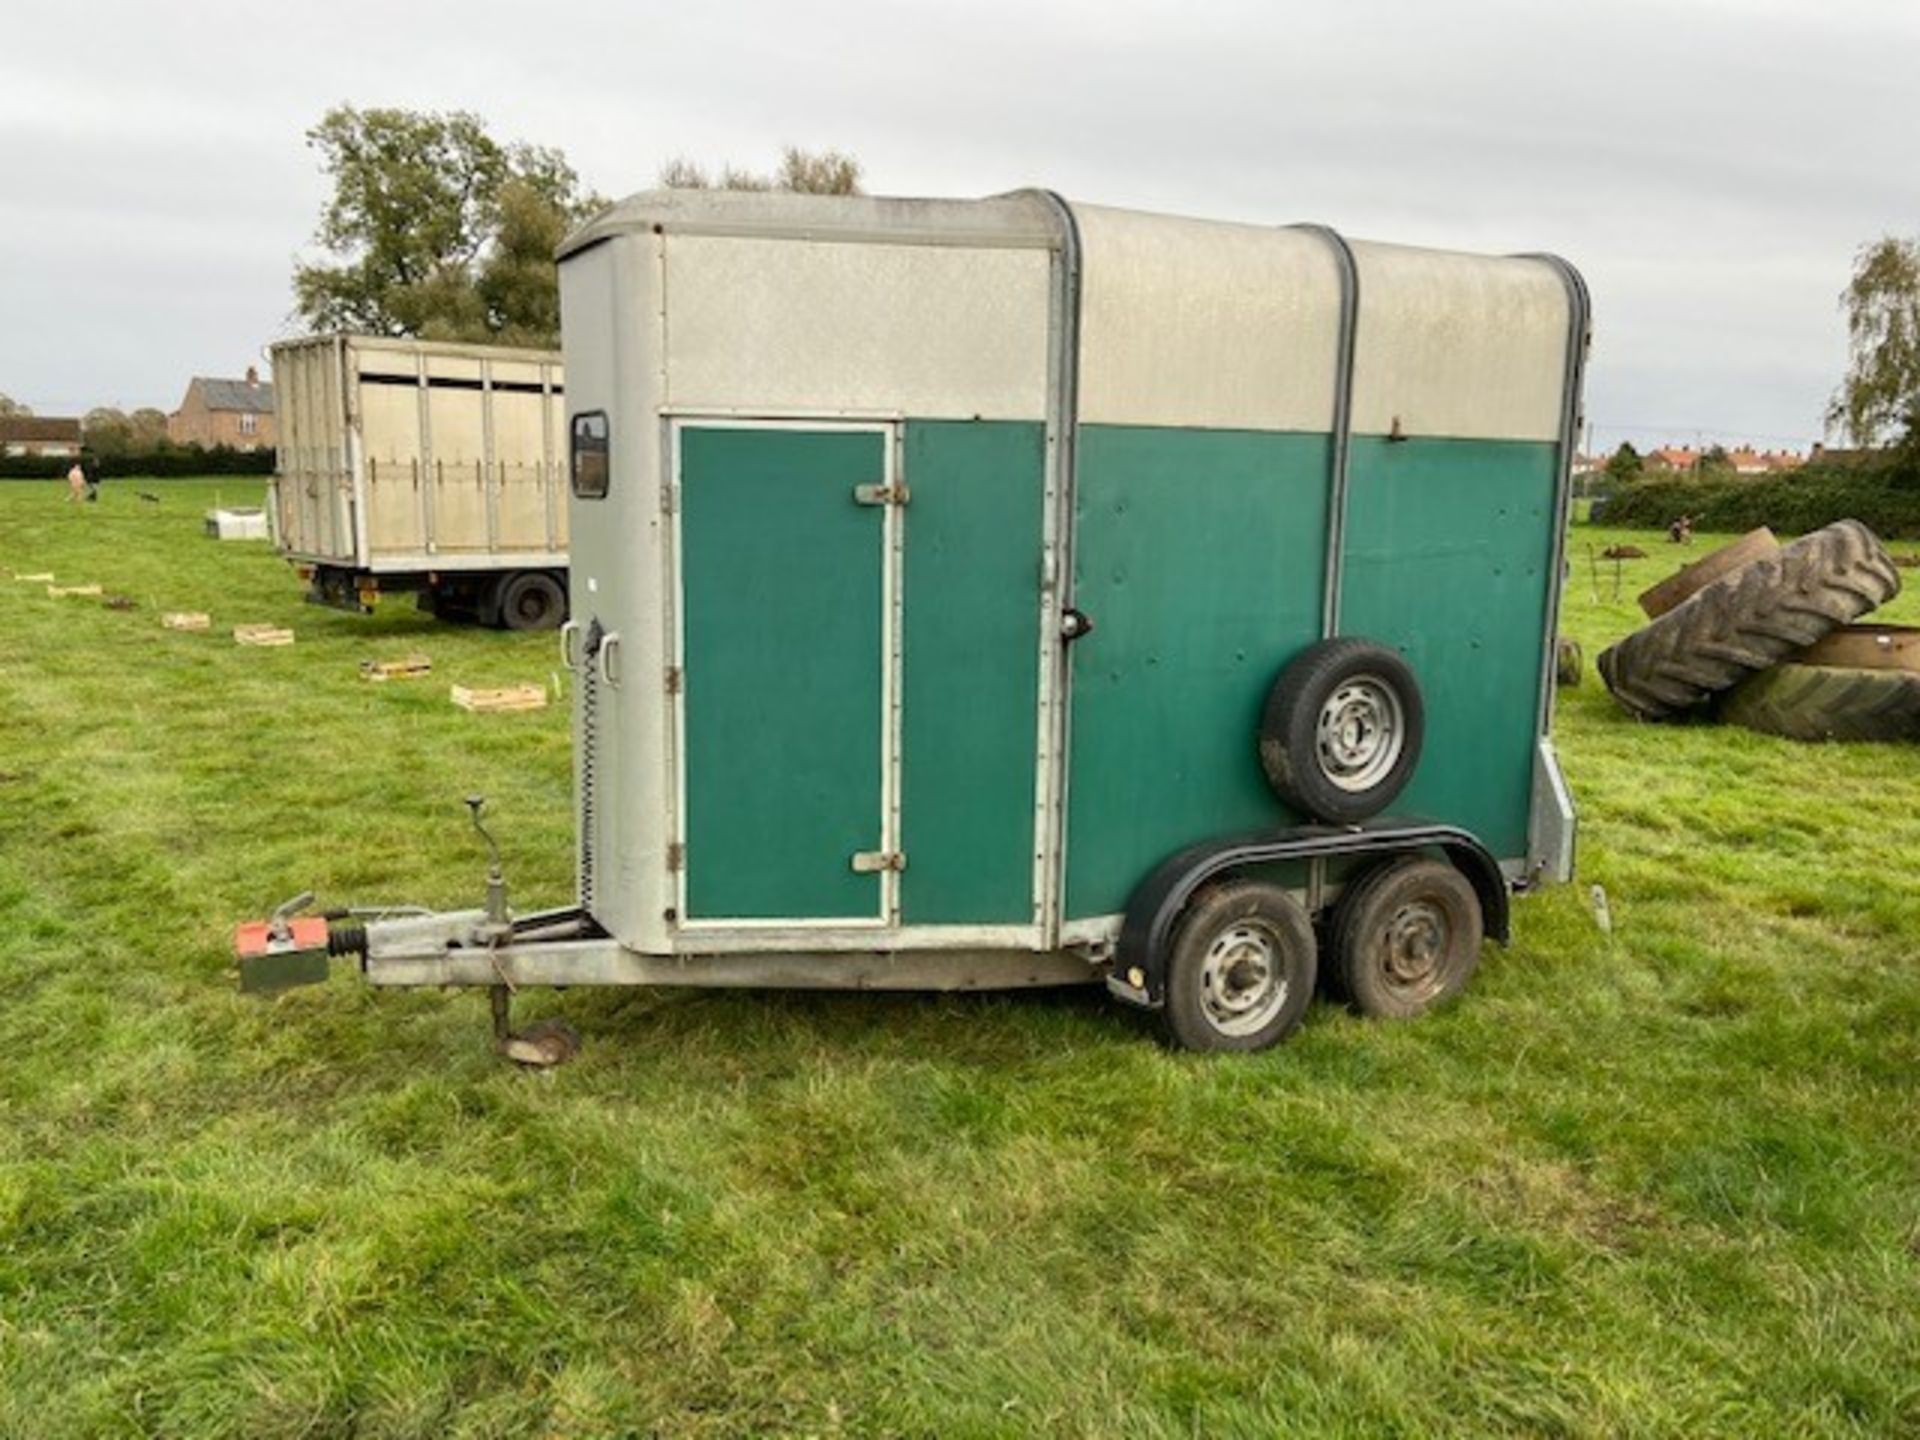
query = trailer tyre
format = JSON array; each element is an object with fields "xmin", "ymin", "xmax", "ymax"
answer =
[
  {"xmin": 1327, "ymin": 856, "xmax": 1482, "ymax": 1019},
  {"xmin": 497, "ymin": 571, "xmax": 568, "ymax": 632},
  {"xmin": 1163, "ymin": 881, "xmax": 1318, "ymax": 1052},
  {"xmin": 1597, "ymin": 519, "xmax": 1899, "ymax": 720},
  {"xmin": 1258, "ymin": 638, "xmax": 1424, "ymax": 823}
]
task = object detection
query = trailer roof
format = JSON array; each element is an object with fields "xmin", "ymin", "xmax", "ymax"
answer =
[
  {"xmin": 557, "ymin": 189, "xmax": 1064, "ymax": 259},
  {"xmin": 269, "ymin": 333, "xmax": 563, "ymax": 365}
]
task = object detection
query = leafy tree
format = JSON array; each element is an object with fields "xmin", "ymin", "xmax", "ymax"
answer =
[
  {"xmin": 82, "ymin": 407, "xmax": 133, "ymax": 456},
  {"xmin": 1604, "ymin": 442, "xmax": 1643, "ymax": 483},
  {"xmin": 0, "ymin": 394, "xmax": 30, "ymax": 418},
  {"xmin": 128, "ymin": 408, "xmax": 170, "ymax": 450},
  {"xmin": 1830, "ymin": 236, "xmax": 1920, "ymax": 447},
  {"xmin": 295, "ymin": 106, "xmax": 601, "ymax": 347},
  {"xmin": 658, "ymin": 147, "xmax": 863, "ymax": 196},
  {"xmin": 1699, "ymin": 444, "xmax": 1733, "ymax": 477}
]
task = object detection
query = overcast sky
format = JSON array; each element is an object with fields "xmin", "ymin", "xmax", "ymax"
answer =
[{"xmin": 3, "ymin": 0, "xmax": 1914, "ymax": 450}]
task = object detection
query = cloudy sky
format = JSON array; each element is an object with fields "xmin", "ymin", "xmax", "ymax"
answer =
[{"xmin": 2, "ymin": 0, "xmax": 1913, "ymax": 451}]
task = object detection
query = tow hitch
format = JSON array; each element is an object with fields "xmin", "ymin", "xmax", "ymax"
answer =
[
  {"xmin": 233, "ymin": 891, "xmax": 337, "ymax": 994},
  {"xmin": 232, "ymin": 797, "xmax": 594, "ymax": 1066}
]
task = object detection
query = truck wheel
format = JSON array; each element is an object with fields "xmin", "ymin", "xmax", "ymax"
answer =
[
  {"xmin": 1327, "ymin": 856, "xmax": 1481, "ymax": 1019},
  {"xmin": 1162, "ymin": 880, "xmax": 1317, "ymax": 1052},
  {"xmin": 1719, "ymin": 663, "xmax": 1920, "ymax": 743},
  {"xmin": 497, "ymin": 571, "xmax": 567, "ymax": 631},
  {"xmin": 1597, "ymin": 519, "xmax": 1899, "ymax": 720},
  {"xmin": 1258, "ymin": 638, "xmax": 1424, "ymax": 824}
]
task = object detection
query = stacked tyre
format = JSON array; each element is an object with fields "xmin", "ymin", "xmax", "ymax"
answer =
[{"xmin": 1597, "ymin": 519, "xmax": 1914, "ymax": 741}]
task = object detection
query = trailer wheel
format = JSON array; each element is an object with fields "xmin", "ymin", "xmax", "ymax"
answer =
[
  {"xmin": 497, "ymin": 571, "xmax": 567, "ymax": 631},
  {"xmin": 1327, "ymin": 856, "xmax": 1481, "ymax": 1019},
  {"xmin": 1162, "ymin": 880, "xmax": 1317, "ymax": 1052},
  {"xmin": 1258, "ymin": 638, "xmax": 1424, "ymax": 823}
]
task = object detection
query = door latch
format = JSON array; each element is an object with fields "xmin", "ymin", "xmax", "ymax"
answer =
[
  {"xmin": 850, "ymin": 850, "xmax": 908, "ymax": 873},
  {"xmin": 852, "ymin": 483, "xmax": 910, "ymax": 507}
]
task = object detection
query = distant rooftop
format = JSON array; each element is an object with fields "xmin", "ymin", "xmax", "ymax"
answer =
[
  {"xmin": 192, "ymin": 373, "xmax": 275, "ymax": 414},
  {"xmin": 0, "ymin": 416, "xmax": 82, "ymax": 443}
]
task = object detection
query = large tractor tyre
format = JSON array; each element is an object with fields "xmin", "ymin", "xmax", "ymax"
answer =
[
  {"xmin": 1719, "ymin": 663, "xmax": 1920, "ymax": 743},
  {"xmin": 1636, "ymin": 527, "xmax": 1779, "ymax": 619},
  {"xmin": 1326, "ymin": 856, "xmax": 1483, "ymax": 1020},
  {"xmin": 1259, "ymin": 638, "xmax": 1425, "ymax": 824},
  {"xmin": 1162, "ymin": 881, "xmax": 1319, "ymax": 1053},
  {"xmin": 496, "ymin": 570, "xmax": 568, "ymax": 632},
  {"xmin": 1597, "ymin": 519, "xmax": 1899, "ymax": 721}
]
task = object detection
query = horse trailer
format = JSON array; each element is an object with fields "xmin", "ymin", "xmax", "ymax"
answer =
[{"xmin": 240, "ymin": 189, "xmax": 1589, "ymax": 1057}]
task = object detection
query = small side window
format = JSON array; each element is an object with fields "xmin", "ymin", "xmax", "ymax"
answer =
[{"xmin": 571, "ymin": 411, "xmax": 609, "ymax": 499}]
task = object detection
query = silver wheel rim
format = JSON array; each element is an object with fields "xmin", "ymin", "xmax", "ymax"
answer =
[
  {"xmin": 1378, "ymin": 898, "xmax": 1451, "ymax": 1004},
  {"xmin": 1199, "ymin": 919, "xmax": 1291, "ymax": 1037},
  {"xmin": 1316, "ymin": 675, "xmax": 1405, "ymax": 793}
]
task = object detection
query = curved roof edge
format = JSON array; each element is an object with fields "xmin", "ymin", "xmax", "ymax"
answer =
[{"xmin": 557, "ymin": 188, "xmax": 1065, "ymax": 260}]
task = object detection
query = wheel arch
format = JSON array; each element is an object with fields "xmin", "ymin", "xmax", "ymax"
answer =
[{"xmin": 1111, "ymin": 820, "xmax": 1509, "ymax": 1010}]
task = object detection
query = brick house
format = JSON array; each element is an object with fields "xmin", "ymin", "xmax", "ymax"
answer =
[
  {"xmin": 0, "ymin": 416, "xmax": 83, "ymax": 457},
  {"xmin": 168, "ymin": 366, "xmax": 276, "ymax": 451}
]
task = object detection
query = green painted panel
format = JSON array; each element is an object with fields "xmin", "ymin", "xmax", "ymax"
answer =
[
  {"xmin": 900, "ymin": 421, "xmax": 1044, "ymax": 925},
  {"xmin": 680, "ymin": 427, "xmax": 884, "ymax": 919},
  {"xmin": 1339, "ymin": 436, "xmax": 1558, "ymax": 860},
  {"xmin": 1065, "ymin": 425, "xmax": 1331, "ymax": 918}
]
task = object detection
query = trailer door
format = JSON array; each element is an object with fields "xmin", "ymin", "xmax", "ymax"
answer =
[{"xmin": 676, "ymin": 422, "xmax": 891, "ymax": 924}]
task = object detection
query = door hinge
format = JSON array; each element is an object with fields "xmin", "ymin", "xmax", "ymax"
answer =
[
  {"xmin": 666, "ymin": 842, "xmax": 685, "ymax": 872},
  {"xmin": 660, "ymin": 485, "xmax": 677, "ymax": 515},
  {"xmin": 664, "ymin": 665, "xmax": 682, "ymax": 695},
  {"xmin": 852, "ymin": 483, "xmax": 910, "ymax": 507},
  {"xmin": 850, "ymin": 850, "xmax": 907, "ymax": 874}
]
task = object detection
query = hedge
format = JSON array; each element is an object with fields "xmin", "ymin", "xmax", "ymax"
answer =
[
  {"xmin": 0, "ymin": 447, "xmax": 274, "ymax": 480},
  {"xmin": 1591, "ymin": 458, "xmax": 1920, "ymax": 540}
]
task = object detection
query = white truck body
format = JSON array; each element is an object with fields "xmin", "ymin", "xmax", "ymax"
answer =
[{"xmin": 269, "ymin": 335, "xmax": 569, "ymax": 623}]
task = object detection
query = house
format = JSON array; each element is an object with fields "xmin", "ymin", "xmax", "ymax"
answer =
[
  {"xmin": 0, "ymin": 416, "xmax": 83, "ymax": 458},
  {"xmin": 168, "ymin": 366, "xmax": 276, "ymax": 451},
  {"xmin": 1645, "ymin": 445, "xmax": 1699, "ymax": 473}
]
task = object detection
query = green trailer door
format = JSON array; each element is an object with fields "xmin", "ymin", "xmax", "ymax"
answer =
[{"xmin": 679, "ymin": 425, "xmax": 888, "ymax": 921}]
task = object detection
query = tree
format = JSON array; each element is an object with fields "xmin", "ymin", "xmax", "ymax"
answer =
[
  {"xmin": 1699, "ymin": 444, "xmax": 1733, "ymax": 477},
  {"xmin": 294, "ymin": 106, "xmax": 601, "ymax": 347},
  {"xmin": 1830, "ymin": 236, "xmax": 1920, "ymax": 447},
  {"xmin": 658, "ymin": 146, "xmax": 863, "ymax": 196},
  {"xmin": 0, "ymin": 394, "xmax": 30, "ymax": 418},
  {"xmin": 82, "ymin": 407, "xmax": 133, "ymax": 456},
  {"xmin": 1604, "ymin": 442, "xmax": 1643, "ymax": 484},
  {"xmin": 128, "ymin": 408, "xmax": 170, "ymax": 450}
]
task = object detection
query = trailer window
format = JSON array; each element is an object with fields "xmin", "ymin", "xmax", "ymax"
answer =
[{"xmin": 571, "ymin": 411, "xmax": 609, "ymax": 498}]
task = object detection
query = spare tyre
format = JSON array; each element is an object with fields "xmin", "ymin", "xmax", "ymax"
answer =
[
  {"xmin": 1719, "ymin": 663, "xmax": 1920, "ymax": 743},
  {"xmin": 1597, "ymin": 519, "xmax": 1899, "ymax": 721},
  {"xmin": 1259, "ymin": 638, "xmax": 1424, "ymax": 823}
]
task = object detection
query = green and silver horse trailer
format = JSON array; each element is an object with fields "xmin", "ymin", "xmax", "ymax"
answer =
[{"xmin": 240, "ymin": 189, "xmax": 1588, "ymax": 1057}]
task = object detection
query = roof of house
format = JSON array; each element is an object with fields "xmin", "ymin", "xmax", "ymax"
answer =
[
  {"xmin": 192, "ymin": 376, "xmax": 275, "ymax": 414},
  {"xmin": 0, "ymin": 416, "xmax": 82, "ymax": 443}
]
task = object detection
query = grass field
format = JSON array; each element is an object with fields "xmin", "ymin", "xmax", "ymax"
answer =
[{"xmin": 3, "ymin": 479, "xmax": 1917, "ymax": 1437}]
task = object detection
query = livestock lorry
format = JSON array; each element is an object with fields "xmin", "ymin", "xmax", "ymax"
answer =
[
  {"xmin": 269, "ymin": 335, "xmax": 571, "ymax": 629},
  {"xmin": 238, "ymin": 189, "xmax": 1589, "ymax": 1060}
]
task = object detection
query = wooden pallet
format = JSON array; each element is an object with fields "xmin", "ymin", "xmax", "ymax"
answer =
[
  {"xmin": 233, "ymin": 624, "xmax": 295, "ymax": 647},
  {"xmin": 162, "ymin": 612, "xmax": 212, "ymax": 631},
  {"xmin": 47, "ymin": 584, "xmax": 103, "ymax": 598},
  {"xmin": 15, "ymin": 572, "xmax": 55, "ymax": 583},
  {"xmin": 451, "ymin": 683, "xmax": 548, "ymax": 713},
  {"xmin": 361, "ymin": 654, "xmax": 433, "ymax": 682}
]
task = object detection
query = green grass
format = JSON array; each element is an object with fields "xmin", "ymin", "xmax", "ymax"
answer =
[{"xmin": 2, "ymin": 480, "xmax": 1917, "ymax": 1437}]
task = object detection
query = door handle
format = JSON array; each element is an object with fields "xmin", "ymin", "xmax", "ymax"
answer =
[
  {"xmin": 559, "ymin": 618, "xmax": 580, "ymax": 672},
  {"xmin": 597, "ymin": 632, "xmax": 622, "ymax": 688}
]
